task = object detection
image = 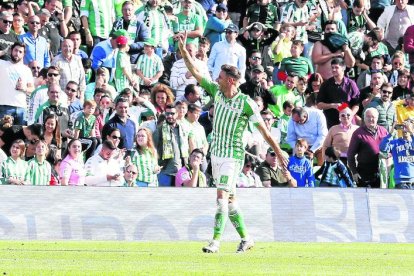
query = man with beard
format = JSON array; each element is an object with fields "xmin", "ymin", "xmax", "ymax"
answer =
[
  {"xmin": 0, "ymin": 11, "xmax": 19, "ymax": 61},
  {"xmin": 357, "ymin": 69, "xmax": 385, "ymax": 121},
  {"xmin": 153, "ymin": 104, "xmax": 190, "ymax": 186},
  {"xmin": 312, "ymin": 20, "xmax": 355, "ymax": 80},
  {"xmin": 366, "ymin": 82, "xmax": 396, "ymax": 133},
  {"xmin": 0, "ymin": 42, "xmax": 34, "ymax": 125},
  {"xmin": 239, "ymin": 64, "xmax": 276, "ymax": 110},
  {"xmin": 317, "ymin": 57, "xmax": 360, "ymax": 129},
  {"xmin": 268, "ymin": 73, "xmax": 298, "ymax": 118}
]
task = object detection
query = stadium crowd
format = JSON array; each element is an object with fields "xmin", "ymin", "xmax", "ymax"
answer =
[{"xmin": 0, "ymin": 0, "xmax": 413, "ymax": 189}]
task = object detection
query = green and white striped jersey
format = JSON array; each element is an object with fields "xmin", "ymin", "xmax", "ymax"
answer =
[
  {"xmin": 200, "ymin": 78, "xmax": 263, "ymax": 160},
  {"xmin": 135, "ymin": 5, "xmax": 170, "ymax": 47},
  {"xmin": 24, "ymin": 158, "xmax": 51, "ymax": 186},
  {"xmin": 136, "ymin": 54, "xmax": 164, "ymax": 85},
  {"xmin": 281, "ymin": 2, "xmax": 310, "ymax": 43},
  {"xmin": 80, "ymin": 0, "xmax": 115, "ymax": 38},
  {"xmin": 0, "ymin": 157, "xmax": 28, "ymax": 185},
  {"xmin": 131, "ymin": 148, "xmax": 157, "ymax": 184}
]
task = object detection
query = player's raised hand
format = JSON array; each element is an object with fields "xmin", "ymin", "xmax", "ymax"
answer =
[{"xmin": 177, "ymin": 31, "xmax": 187, "ymax": 52}]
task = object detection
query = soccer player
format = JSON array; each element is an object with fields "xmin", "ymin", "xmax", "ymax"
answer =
[{"xmin": 178, "ymin": 33, "xmax": 288, "ymax": 253}]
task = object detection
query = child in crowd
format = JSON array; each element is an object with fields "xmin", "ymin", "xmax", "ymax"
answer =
[
  {"xmin": 288, "ymin": 139, "xmax": 315, "ymax": 187},
  {"xmin": 24, "ymin": 140, "xmax": 51, "ymax": 185},
  {"xmin": 295, "ymin": 76, "xmax": 307, "ymax": 107},
  {"xmin": 115, "ymin": 35, "xmax": 137, "ymax": 93},
  {"xmin": 271, "ymin": 23, "xmax": 295, "ymax": 84},
  {"xmin": 74, "ymin": 100, "xmax": 97, "ymax": 160},
  {"xmin": 277, "ymin": 100, "xmax": 294, "ymax": 153},
  {"xmin": 136, "ymin": 38, "xmax": 164, "ymax": 90},
  {"xmin": 279, "ymin": 40, "xmax": 313, "ymax": 78},
  {"xmin": 314, "ymin": 146, "xmax": 356, "ymax": 187}
]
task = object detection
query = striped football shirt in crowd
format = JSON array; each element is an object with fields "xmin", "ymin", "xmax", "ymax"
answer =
[
  {"xmin": 80, "ymin": 0, "xmax": 114, "ymax": 38},
  {"xmin": 131, "ymin": 148, "xmax": 157, "ymax": 185},
  {"xmin": 200, "ymin": 78, "xmax": 263, "ymax": 160},
  {"xmin": 281, "ymin": 2, "xmax": 310, "ymax": 43},
  {"xmin": 25, "ymin": 158, "xmax": 51, "ymax": 186},
  {"xmin": 135, "ymin": 6, "xmax": 170, "ymax": 47},
  {"xmin": 136, "ymin": 53, "xmax": 164, "ymax": 85},
  {"xmin": 0, "ymin": 157, "xmax": 28, "ymax": 185}
]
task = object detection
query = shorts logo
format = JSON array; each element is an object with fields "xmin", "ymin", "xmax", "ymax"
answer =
[{"xmin": 219, "ymin": 175, "xmax": 229, "ymax": 184}]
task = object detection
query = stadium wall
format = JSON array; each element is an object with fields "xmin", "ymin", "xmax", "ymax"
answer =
[{"xmin": 0, "ymin": 186, "xmax": 413, "ymax": 242}]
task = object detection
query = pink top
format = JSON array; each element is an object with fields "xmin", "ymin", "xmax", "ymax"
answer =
[
  {"xmin": 175, "ymin": 166, "xmax": 190, "ymax": 187},
  {"xmin": 59, "ymin": 155, "xmax": 86, "ymax": 186}
]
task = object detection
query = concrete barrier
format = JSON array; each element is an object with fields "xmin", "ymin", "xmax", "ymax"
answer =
[{"xmin": 0, "ymin": 186, "xmax": 413, "ymax": 242}]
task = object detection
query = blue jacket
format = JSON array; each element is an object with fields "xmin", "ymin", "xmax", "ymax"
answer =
[
  {"xmin": 288, "ymin": 155, "xmax": 315, "ymax": 187},
  {"xmin": 380, "ymin": 134, "xmax": 414, "ymax": 184},
  {"xmin": 203, "ymin": 16, "xmax": 229, "ymax": 48}
]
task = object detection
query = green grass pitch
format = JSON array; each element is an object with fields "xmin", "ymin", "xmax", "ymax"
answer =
[{"xmin": 0, "ymin": 241, "xmax": 413, "ymax": 275}]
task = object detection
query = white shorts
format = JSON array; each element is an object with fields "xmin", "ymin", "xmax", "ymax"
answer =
[{"xmin": 211, "ymin": 155, "xmax": 243, "ymax": 195}]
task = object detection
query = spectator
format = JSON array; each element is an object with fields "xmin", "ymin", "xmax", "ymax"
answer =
[
  {"xmin": 59, "ymin": 139, "xmax": 85, "ymax": 186},
  {"xmin": 84, "ymin": 67, "xmax": 117, "ymax": 101},
  {"xmin": 176, "ymin": 84, "xmax": 202, "ymax": 106},
  {"xmin": 185, "ymin": 104, "xmax": 208, "ymax": 158},
  {"xmin": 136, "ymin": 38, "xmax": 164, "ymax": 90},
  {"xmin": 42, "ymin": 114, "xmax": 62, "ymax": 158},
  {"xmin": 65, "ymin": 81, "xmax": 82, "ymax": 115},
  {"xmin": 0, "ymin": 139, "xmax": 27, "ymax": 185},
  {"xmin": 198, "ymin": 103, "xmax": 214, "ymax": 137},
  {"xmin": 347, "ymin": 107, "xmax": 389, "ymax": 188},
  {"xmin": 295, "ymin": 76, "xmax": 307, "ymax": 107},
  {"xmin": 0, "ymin": 41, "xmax": 34, "ymax": 125},
  {"xmin": 150, "ymin": 83, "xmax": 175, "ymax": 115},
  {"xmin": 111, "ymin": 1, "xmax": 149, "ymax": 64},
  {"xmin": 357, "ymin": 70, "xmax": 386, "ymax": 121},
  {"xmin": 73, "ymin": 100, "xmax": 97, "ymax": 160},
  {"xmin": 69, "ymin": 31, "xmax": 88, "ymax": 59},
  {"xmin": 366, "ymin": 82, "xmax": 396, "ymax": 133},
  {"xmin": 170, "ymin": 42, "xmax": 210, "ymax": 99},
  {"xmin": 93, "ymin": 127, "xmax": 124, "ymax": 164},
  {"xmin": 130, "ymin": 127, "xmax": 159, "ymax": 187},
  {"xmin": 85, "ymin": 140, "xmax": 123, "ymax": 186},
  {"xmin": 237, "ymin": 154, "xmax": 262, "ymax": 188},
  {"xmin": 377, "ymin": 0, "xmax": 414, "ymax": 55},
  {"xmin": 287, "ymin": 139, "xmax": 315, "ymax": 187},
  {"xmin": 175, "ymin": 148, "xmax": 207, "ymax": 187},
  {"xmin": 243, "ymin": 0, "xmax": 279, "ymax": 29},
  {"xmin": 387, "ymin": 51, "xmax": 406, "ymax": 86},
  {"xmin": 392, "ymin": 69, "xmax": 411, "ymax": 100},
  {"xmin": 380, "ymin": 119, "xmax": 414, "ymax": 189},
  {"xmin": 317, "ymin": 57, "xmax": 360, "ymax": 129},
  {"xmin": 80, "ymin": 0, "xmax": 115, "ymax": 48},
  {"xmin": 123, "ymin": 163, "xmax": 138, "ymax": 187},
  {"xmin": 203, "ymin": 3, "xmax": 230, "ymax": 48},
  {"xmin": 323, "ymin": 106, "xmax": 359, "ymax": 165},
  {"xmin": 276, "ymin": 100, "xmax": 294, "ymax": 152},
  {"xmin": 314, "ymin": 146, "xmax": 356, "ymax": 188},
  {"xmin": 357, "ymin": 55, "xmax": 388, "ymax": 89},
  {"xmin": 195, "ymin": 36, "xmax": 210, "ymax": 62},
  {"xmin": 102, "ymin": 97, "xmax": 137, "ymax": 151},
  {"xmin": 256, "ymin": 148, "xmax": 295, "ymax": 187},
  {"xmin": 245, "ymin": 50, "xmax": 272, "ymax": 85},
  {"xmin": 271, "ymin": 24, "xmax": 296, "ymax": 84},
  {"xmin": 268, "ymin": 73, "xmax": 298, "ymax": 118},
  {"xmin": 286, "ymin": 106, "xmax": 328, "ymax": 166},
  {"xmin": 307, "ymin": 73, "xmax": 324, "ymax": 94},
  {"xmin": 279, "ymin": 40, "xmax": 313, "ymax": 77},
  {"xmin": 19, "ymin": 15, "xmax": 50, "ymax": 68},
  {"xmin": 114, "ymin": 35, "xmax": 138, "ymax": 93},
  {"xmin": 345, "ymin": 0, "xmax": 376, "ymax": 34},
  {"xmin": 312, "ymin": 20, "xmax": 355, "ymax": 80},
  {"xmin": 24, "ymin": 140, "xmax": 51, "ymax": 185},
  {"xmin": 207, "ymin": 23, "xmax": 246, "ymax": 83},
  {"xmin": 240, "ymin": 64, "xmax": 277, "ymax": 110},
  {"xmin": 359, "ymin": 29, "xmax": 389, "ymax": 70},
  {"xmin": 12, "ymin": 12, "xmax": 25, "ymax": 36},
  {"xmin": 0, "ymin": 11, "xmax": 19, "ymax": 61},
  {"xmin": 153, "ymin": 104, "xmax": 190, "ymax": 186},
  {"xmin": 51, "ymin": 39, "xmax": 86, "ymax": 97}
]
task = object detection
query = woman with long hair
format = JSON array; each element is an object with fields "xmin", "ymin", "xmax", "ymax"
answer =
[
  {"xmin": 0, "ymin": 139, "xmax": 27, "ymax": 185},
  {"xmin": 150, "ymin": 84, "xmax": 175, "ymax": 115},
  {"xmin": 24, "ymin": 140, "xmax": 51, "ymax": 185},
  {"xmin": 42, "ymin": 114, "xmax": 62, "ymax": 157},
  {"xmin": 307, "ymin": 73, "xmax": 324, "ymax": 94},
  {"xmin": 59, "ymin": 139, "xmax": 86, "ymax": 186},
  {"xmin": 129, "ymin": 127, "xmax": 159, "ymax": 187},
  {"xmin": 93, "ymin": 127, "xmax": 124, "ymax": 162}
]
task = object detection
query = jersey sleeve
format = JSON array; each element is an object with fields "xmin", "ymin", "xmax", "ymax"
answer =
[
  {"xmin": 200, "ymin": 77, "xmax": 219, "ymax": 98},
  {"xmin": 244, "ymin": 97, "xmax": 263, "ymax": 126}
]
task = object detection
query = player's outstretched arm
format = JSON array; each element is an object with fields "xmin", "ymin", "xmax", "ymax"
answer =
[
  {"xmin": 256, "ymin": 121, "xmax": 289, "ymax": 168},
  {"xmin": 177, "ymin": 32, "xmax": 203, "ymax": 84}
]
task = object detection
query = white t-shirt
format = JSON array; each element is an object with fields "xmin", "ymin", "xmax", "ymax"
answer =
[{"xmin": 0, "ymin": 60, "xmax": 33, "ymax": 108}]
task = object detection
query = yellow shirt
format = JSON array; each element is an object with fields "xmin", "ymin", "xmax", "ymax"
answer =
[{"xmin": 271, "ymin": 38, "xmax": 292, "ymax": 64}]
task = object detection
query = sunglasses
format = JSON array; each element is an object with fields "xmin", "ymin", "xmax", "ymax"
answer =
[
  {"xmin": 382, "ymin": 90, "xmax": 393, "ymax": 94},
  {"xmin": 225, "ymin": 30, "xmax": 236, "ymax": 34},
  {"xmin": 165, "ymin": 112, "xmax": 176, "ymax": 116},
  {"xmin": 126, "ymin": 170, "xmax": 137, "ymax": 175},
  {"xmin": 340, "ymin": 113, "xmax": 351, "ymax": 118},
  {"xmin": 111, "ymin": 135, "xmax": 121, "ymax": 140},
  {"xmin": 251, "ymin": 56, "xmax": 261, "ymax": 60},
  {"xmin": 47, "ymin": 73, "xmax": 59, "ymax": 77},
  {"xmin": 30, "ymin": 21, "xmax": 40, "ymax": 25},
  {"xmin": 269, "ymin": 152, "xmax": 276, "ymax": 157},
  {"xmin": 66, "ymin": 87, "xmax": 77, "ymax": 93},
  {"xmin": 2, "ymin": 20, "xmax": 12, "ymax": 25}
]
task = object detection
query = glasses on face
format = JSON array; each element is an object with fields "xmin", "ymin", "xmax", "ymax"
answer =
[
  {"xmin": 382, "ymin": 90, "xmax": 393, "ymax": 94},
  {"xmin": 263, "ymin": 118, "xmax": 273, "ymax": 121},
  {"xmin": 393, "ymin": 62, "xmax": 402, "ymax": 66},
  {"xmin": 269, "ymin": 152, "xmax": 276, "ymax": 157},
  {"xmin": 47, "ymin": 72, "xmax": 59, "ymax": 77},
  {"xmin": 65, "ymin": 87, "xmax": 77, "ymax": 93},
  {"xmin": 165, "ymin": 112, "xmax": 176, "ymax": 116},
  {"xmin": 30, "ymin": 21, "xmax": 40, "ymax": 25},
  {"xmin": 126, "ymin": 170, "xmax": 137, "ymax": 175},
  {"xmin": 2, "ymin": 20, "xmax": 12, "ymax": 25},
  {"xmin": 251, "ymin": 56, "xmax": 261, "ymax": 60},
  {"xmin": 245, "ymin": 164, "xmax": 252, "ymax": 168},
  {"xmin": 111, "ymin": 135, "xmax": 121, "ymax": 140},
  {"xmin": 29, "ymin": 139, "xmax": 39, "ymax": 145},
  {"xmin": 216, "ymin": 9, "xmax": 226, "ymax": 12},
  {"xmin": 225, "ymin": 30, "xmax": 235, "ymax": 35},
  {"xmin": 340, "ymin": 113, "xmax": 351, "ymax": 118}
]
